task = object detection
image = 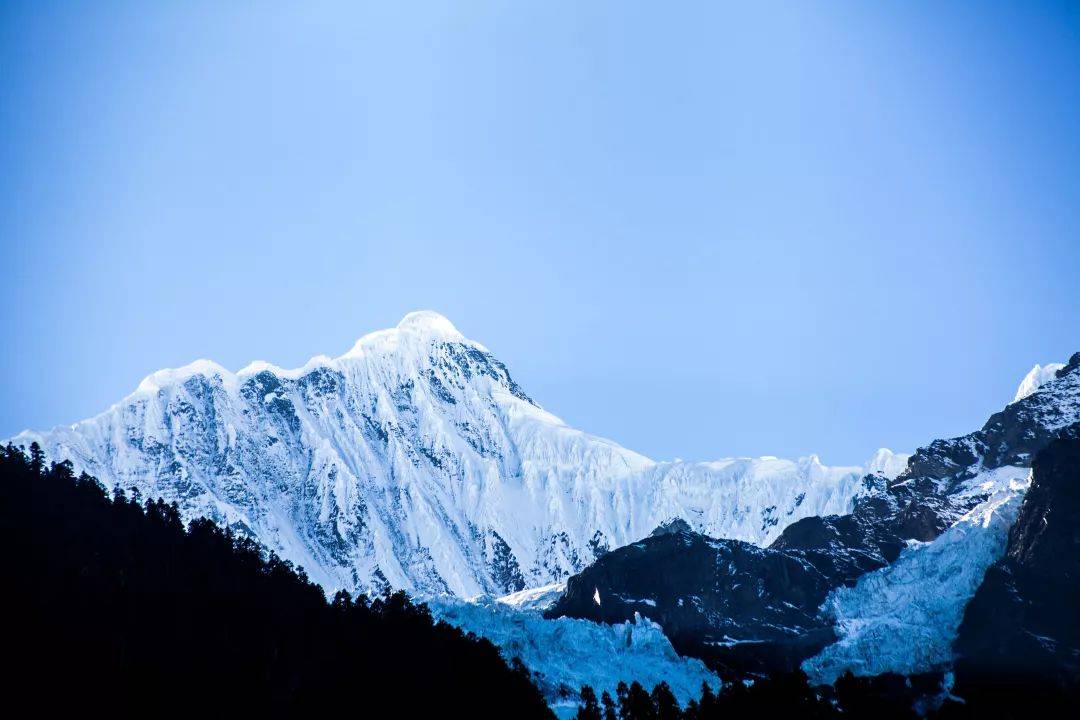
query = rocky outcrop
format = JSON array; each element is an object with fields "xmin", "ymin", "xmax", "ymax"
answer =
[
  {"xmin": 952, "ymin": 426, "xmax": 1080, "ymax": 706},
  {"xmin": 774, "ymin": 353, "xmax": 1080, "ymax": 564},
  {"xmin": 548, "ymin": 355, "xmax": 1080, "ymax": 680},
  {"xmin": 545, "ymin": 527, "xmax": 842, "ymax": 675}
]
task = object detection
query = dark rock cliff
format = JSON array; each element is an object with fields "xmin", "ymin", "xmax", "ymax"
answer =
[
  {"xmin": 548, "ymin": 355, "xmax": 1080, "ymax": 680},
  {"xmin": 951, "ymin": 425, "xmax": 1080, "ymax": 710}
]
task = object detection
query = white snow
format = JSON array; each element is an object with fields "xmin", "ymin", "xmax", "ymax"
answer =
[
  {"xmin": 135, "ymin": 359, "xmax": 233, "ymax": 396},
  {"xmin": 429, "ymin": 594, "xmax": 717, "ymax": 718},
  {"xmin": 496, "ymin": 583, "xmax": 567, "ymax": 611},
  {"xmin": 1013, "ymin": 363, "xmax": 1066, "ymax": 403},
  {"xmin": 802, "ymin": 466, "xmax": 1031, "ymax": 684},
  {"xmin": 862, "ymin": 448, "xmax": 910, "ymax": 480},
  {"xmin": 395, "ymin": 310, "xmax": 465, "ymax": 339},
  {"xmin": 12, "ymin": 311, "xmax": 876, "ymax": 598}
]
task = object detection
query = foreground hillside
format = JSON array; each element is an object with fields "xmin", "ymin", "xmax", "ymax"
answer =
[{"xmin": 7, "ymin": 443, "xmax": 552, "ymax": 718}]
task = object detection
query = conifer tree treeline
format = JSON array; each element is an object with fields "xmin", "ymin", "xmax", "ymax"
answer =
[
  {"xmin": 8, "ymin": 443, "xmax": 552, "ymax": 717},
  {"xmin": 575, "ymin": 674, "xmax": 841, "ymax": 720},
  {"xmin": 572, "ymin": 641, "xmax": 1075, "ymax": 718}
]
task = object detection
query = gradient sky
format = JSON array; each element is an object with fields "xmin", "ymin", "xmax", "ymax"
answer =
[{"xmin": 2, "ymin": 1, "xmax": 1078, "ymax": 465}]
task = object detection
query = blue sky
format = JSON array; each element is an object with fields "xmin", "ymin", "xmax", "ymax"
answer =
[{"xmin": 2, "ymin": 1, "xmax": 1078, "ymax": 465}]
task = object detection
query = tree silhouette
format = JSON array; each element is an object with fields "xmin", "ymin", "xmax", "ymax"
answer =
[
  {"xmin": 622, "ymin": 681, "xmax": 656, "ymax": 720},
  {"xmin": 6, "ymin": 443, "xmax": 553, "ymax": 718},
  {"xmin": 651, "ymin": 681, "xmax": 680, "ymax": 720},
  {"xmin": 616, "ymin": 681, "xmax": 630, "ymax": 720},
  {"xmin": 28, "ymin": 441, "xmax": 44, "ymax": 474},
  {"xmin": 576, "ymin": 685, "xmax": 601, "ymax": 720},
  {"xmin": 601, "ymin": 690, "xmax": 617, "ymax": 720}
]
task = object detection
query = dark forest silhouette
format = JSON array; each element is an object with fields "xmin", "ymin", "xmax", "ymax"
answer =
[
  {"xmin": 574, "ymin": 668, "xmax": 1078, "ymax": 720},
  {"xmin": 9, "ymin": 442, "xmax": 552, "ymax": 717},
  {"xmin": 572, "ymin": 672, "xmax": 932, "ymax": 720}
]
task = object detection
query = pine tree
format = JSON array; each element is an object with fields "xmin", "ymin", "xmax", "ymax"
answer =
[
  {"xmin": 601, "ymin": 691, "xmax": 617, "ymax": 720},
  {"xmin": 698, "ymin": 681, "xmax": 716, "ymax": 717},
  {"xmin": 616, "ymin": 682, "xmax": 630, "ymax": 720},
  {"xmin": 51, "ymin": 459, "xmax": 74, "ymax": 481},
  {"xmin": 576, "ymin": 685, "xmax": 601, "ymax": 720},
  {"xmin": 624, "ymin": 682, "xmax": 656, "ymax": 720},
  {"xmin": 651, "ymin": 682, "xmax": 679, "ymax": 720},
  {"xmin": 29, "ymin": 441, "xmax": 45, "ymax": 475}
]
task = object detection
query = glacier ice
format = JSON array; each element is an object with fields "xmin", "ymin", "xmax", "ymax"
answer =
[
  {"xmin": 429, "ymin": 592, "xmax": 717, "ymax": 718},
  {"xmin": 495, "ymin": 582, "xmax": 568, "ymax": 611},
  {"xmin": 802, "ymin": 466, "xmax": 1031, "ymax": 683}
]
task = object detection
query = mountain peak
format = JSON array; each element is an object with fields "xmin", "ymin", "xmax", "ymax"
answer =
[
  {"xmin": 863, "ymin": 448, "xmax": 910, "ymax": 480},
  {"xmin": 346, "ymin": 311, "xmax": 477, "ymax": 358},
  {"xmin": 135, "ymin": 359, "xmax": 231, "ymax": 395},
  {"xmin": 396, "ymin": 310, "xmax": 463, "ymax": 339},
  {"xmin": 1013, "ymin": 362, "xmax": 1067, "ymax": 404},
  {"xmin": 650, "ymin": 518, "xmax": 693, "ymax": 537}
]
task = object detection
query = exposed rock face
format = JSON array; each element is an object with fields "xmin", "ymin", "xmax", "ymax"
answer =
[
  {"xmin": 774, "ymin": 352, "xmax": 1080, "ymax": 564},
  {"xmin": 952, "ymin": 426, "xmax": 1080, "ymax": 704},
  {"xmin": 549, "ymin": 355, "xmax": 1080, "ymax": 679},
  {"xmin": 649, "ymin": 518, "xmax": 693, "ymax": 537},
  {"xmin": 545, "ymin": 528, "xmax": 847, "ymax": 675}
]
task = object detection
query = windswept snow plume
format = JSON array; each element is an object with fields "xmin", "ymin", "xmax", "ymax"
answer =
[
  {"xmin": 802, "ymin": 466, "xmax": 1031, "ymax": 683},
  {"xmin": 12, "ymin": 311, "xmax": 873, "ymax": 597},
  {"xmin": 496, "ymin": 583, "xmax": 568, "ymax": 612},
  {"xmin": 862, "ymin": 448, "xmax": 910, "ymax": 480},
  {"xmin": 430, "ymin": 594, "xmax": 717, "ymax": 718},
  {"xmin": 1013, "ymin": 363, "xmax": 1067, "ymax": 403}
]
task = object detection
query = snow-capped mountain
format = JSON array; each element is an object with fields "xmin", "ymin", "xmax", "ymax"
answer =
[
  {"xmin": 1013, "ymin": 362, "xmax": 1067, "ymax": 403},
  {"xmin": 547, "ymin": 354, "xmax": 1080, "ymax": 679},
  {"xmin": 11, "ymin": 311, "xmax": 888, "ymax": 598}
]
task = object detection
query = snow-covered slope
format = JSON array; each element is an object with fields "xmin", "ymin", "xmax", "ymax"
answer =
[
  {"xmin": 802, "ymin": 466, "xmax": 1031, "ymax": 683},
  {"xmin": 12, "ymin": 311, "xmax": 878, "ymax": 597},
  {"xmin": 430, "ymin": 593, "xmax": 717, "ymax": 718},
  {"xmin": 1013, "ymin": 363, "xmax": 1066, "ymax": 403},
  {"xmin": 862, "ymin": 448, "xmax": 910, "ymax": 481}
]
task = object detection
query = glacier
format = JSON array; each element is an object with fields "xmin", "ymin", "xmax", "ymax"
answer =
[
  {"xmin": 12, "ymin": 311, "xmax": 894, "ymax": 599},
  {"xmin": 429, "ymin": 591, "xmax": 717, "ymax": 718},
  {"xmin": 802, "ymin": 465, "xmax": 1031, "ymax": 684}
]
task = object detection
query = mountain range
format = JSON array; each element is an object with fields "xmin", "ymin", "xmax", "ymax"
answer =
[
  {"xmin": 547, "ymin": 352, "xmax": 1079, "ymax": 686},
  {"xmin": 13, "ymin": 311, "xmax": 901, "ymax": 598},
  {"xmin": 13, "ymin": 312, "xmax": 1079, "ymax": 711}
]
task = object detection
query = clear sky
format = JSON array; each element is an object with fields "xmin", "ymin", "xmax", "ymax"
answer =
[{"xmin": 2, "ymin": 1, "xmax": 1078, "ymax": 465}]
